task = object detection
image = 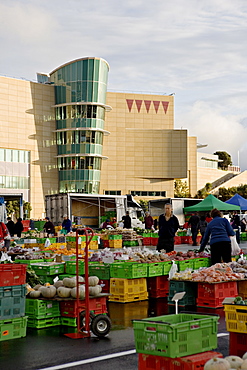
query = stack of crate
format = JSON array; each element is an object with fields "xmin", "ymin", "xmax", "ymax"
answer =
[
  {"xmin": 0, "ymin": 264, "xmax": 28, "ymax": 341},
  {"xmin": 25, "ymin": 298, "xmax": 61, "ymax": 329},
  {"xmin": 89, "ymin": 263, "xmax": 111, "ymax": 293},
  {"xmin": 197, "ymin": 281, "xmax": 238, "ymax": 308},
  {"xmin": 30, "ymin": 262, "xmax": 65, "ymax": 284},
  {"xmin": 133, "ymin": 313, "xmax": 223, "ymax": 370},
  {"xmin": 109, "ymin": 234, "xmax": 122, "ymax": 248}
]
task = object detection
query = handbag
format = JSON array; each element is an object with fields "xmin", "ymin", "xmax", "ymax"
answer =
[{"xmin": 230, "ymin": 235, "xmax": 240, "ymax": 256}]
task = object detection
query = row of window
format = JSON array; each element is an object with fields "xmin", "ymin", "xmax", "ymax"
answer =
[
  {"xmin": 0, "ymin": 176, "xmax": 29, "ymax": 189},
  {"xmin": 59, "ymin": 180, "xmax": 100, "ymax": 194},
  {"xmin": 56, "ymin": 118, "xmax": 105, "ymax": 130},
  {"xmin": 104, "ymin": 190, "xmax": 122, "ymax": 195},
  {"xmin": 130, "ymin": 191, "xmax": 166, "ymax": 197},
  {"xmin": 0, "ymin": 149, "xmax": 30, "ymax": 164},
  {"xmin": 55, "ymin": 105, "xmax": 105, "ymax": 121},
  {"xmin": 58, "ymin": 156, "xmax": 102, "ymax": 171},
  {"xmin": 57, "ymin": 130, "xmax": 103, "ymax": 145}
]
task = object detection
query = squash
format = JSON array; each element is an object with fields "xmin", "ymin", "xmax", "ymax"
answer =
[
  {"xmin": 71, "ymin": 276, "xmax": 84, "ymax": 283},
  {"xmin": 243, "ymin": 354, "xmax": 247, "ymax": 360},
  {"xmin": 225, "ymin": 356, "xmax": 243, "ymax": 369},
  {"xmin": 33, "ymin": 284, "xmax": 42, "ymax": 290},
  {"xmin": 63, "ymin": 276, "xmax": 84, "ymax": 288},
  {"xmin": 89, "ymin": 285, "xmax": 102, "ymax": 296},
  {"xmin": 241, "ymin": 359, "xmax": 247, "ymax": 369},
  {"xmin": 29, "ymin": 290, "xmax": 41, "ymax": 298},
  {"xmin": 204, "ymin": 358, "xmax": 230, "ymax": 370},
  {"xmin": 57, "ymin": 286, "xmax": 71, "ymax": 298},
  {"xmin": 70, "ymin": 286, "xmax": 85, "ymax": 299},
  {"xmin": 40, "ymin": 285, "xmax": 57, "ymax": 298},
  {"xmin": 88, "ymin": 276, "xmax": 99, "ymax": 286},
  {"xmin": 54, "ymin": 280, "xmax": 64, "ymax": 288}
]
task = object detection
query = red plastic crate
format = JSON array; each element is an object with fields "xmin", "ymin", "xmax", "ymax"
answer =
[
  {"xmin": 229, "ymin": 332, "xmax": 247, "ymax": 357},
  {"xmin": 0, "ymin": 264, "xmax": 27, "ymax": 287},
  {"xmin": 103, "ymin": 240, "xmax": 109, "ymax": 248},
  {"xmin": 174, "ymin": 236, "xmax": 181, "ymax": 245},
  {"xmin": 59, "ymin": 296, "xmax": 107, "ymax": 317},
  {"xmin": 99, "ymin": 279, "xmax": 110, "ymax": 293},
  {"xmin": 22, "ymin": 220, "xmax": 30, "ymax": 232},
  {"xmin": 147, "ymin": 276, "xmax": 169, "ymax": 298},
  {"xmin": 143, "ymin": 237, "xmax": 151, "ymax": 246},
  {"xmin": 151, "ymin": 238, "xmax": 158, "ymax": 246},
  {"xmin": 197, "ymin": 281, "xmax": 238, "ymax": 301},
  {"xmin": 138, "ymin": 352, "xmax": 223, "ymax": 370}
]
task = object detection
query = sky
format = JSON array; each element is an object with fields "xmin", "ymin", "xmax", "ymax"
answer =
[{"xmin": 0, "ymin": 0, "xmax": 247, "ymax": 169}]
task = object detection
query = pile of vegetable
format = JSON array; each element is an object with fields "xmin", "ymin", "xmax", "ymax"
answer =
[
  {"xmin": 27, "ymin": 276, "xmax": 103, "ymax": 299},
  {"xmin": 191, "ymin": 263, "xmax": 244, "ymax": 283},
  {"xmin": 15, "ymin": 252, "xmax": 44, "ymax": 260},
  {"xmin": 230, "ymin": 260, "xmax": 247, "ymax": 278},
  {"xmin": 204, "ymin": 353, "xmax": 247, "ymax": 369},
  {"xmin": 233, "ymin": 296, "xmax": 247, "ymax": 305}
]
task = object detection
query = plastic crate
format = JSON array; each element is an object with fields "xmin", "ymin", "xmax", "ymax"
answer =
[
  {"xmin": 89, "ymin": 263, "xmax": 110, "ymax": 280},
  {"xmin": 65, "ymin": 260, "xmax": 84, "ymax": 275},
  {"xmin": 108, "ymin": 300, "xmax": 148, "ymax": 327},
  {"xmin": 123, "ymin": 240, "xmax": 139, "ymax": 247},
  {"xmin": 30, "ymin": 262, "xmax": 65, "ymax": 276},
  {"xmin": 237, "ymin": 280, "xmax": 247, "ymax": 299},
  {"xmin": 58, "ymin": 273, "xmax": 74, "ymax": 279},
  {"xmin": 224, "ymin": 303, "xmax": 247, "ymax": 333},
  {"xmin": 133, "ymin": 313, "xmax": 219, "ymax": 358},
  {"xmin": 109, "ymin": 234, "xmax": 122, "ymax": 240},
  {"xmin": 151, "ymin": 238, "xmax": 158, "ymax": 246},
  {"xmin": 197, "ymin": 282, "xmax": 238, "ymax": 308},
  {"xmin": 61, "ymin": 316, "xmax": 77, "ymax": 327},
  {"xmin": 147, "ymin": 276, "xmax": 169, "ymax": 298},
  {"xmin": 193, "ymin": 257, "xmax": 211, "ymax": 270},
  {"xmin": 27, "ymin": 316, "xmax": 61, "ymax": 329},
  {"xmin": 109, "ymin": 240, "xmax": 122, "ymax": 248},
  {"xmin": 177, "ymin": 259, "xmax": 194, "ymax": 272},
  {"xmin": 162, "ymin": 261, "xmax": 173, "ymax": 275},
  {"xmin": 147, "ymin": 263, "xmax": 163, "ymax": 277},
  {"xmin": 99, "ymin": 279, "xmax": 110, "ymax": 293},
  {"xmin": 142, "ymin": 237, "xmax": 151, "ymax": 246},
  {"xmin": 59, "ymin": 296, "xmax": 107, "ymax": 317},
  {"xmin": 168, "ymin": 280, "xmax": 197, "ymax": 306},
  {"xmin": 229, "ymin": 332, "xmax": 247, "ymax": 357},
  {"xmin": 15, "ymin": 259, "xmax": 44, "ymax": 265},
  {"xmin": 109, "ymin": 277, "xmax": 148, "ymax": 303},
  {"xmin": 174, "ymin": 236, "xmax": 181, "ymax": 245},
  {"xmin": 138, "ymin": 352, "xmax": 223, "ymax": 370},
  {"xmin": 0, "ymin": 316, "xmax": 28, "ymax": 341},
  {"xmin": 103, "ymin": 240, "xmax": 109, "ymax": 248},
  {"xmin": 0, "ymin": 285, "xmax": 26, "ymax": 320},
  {"xmin": 0, "ymin": 264, "xmax": 27, "ymax": 287},
  {"xmin": 89, "ymin": 240, "xmax": 98, "ymax": 250},
  {"xmin": 110, "ymin": 262, "xmax": 148, "ymax": 279},
  {"xmin": 25, "ymin": 298, "xmax": 60, "ymax": 319}
]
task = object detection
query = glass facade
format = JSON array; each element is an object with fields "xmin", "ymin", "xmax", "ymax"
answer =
[{"xmin": 49, "ymin": 58, "xmax": 109, "ymax": 194}]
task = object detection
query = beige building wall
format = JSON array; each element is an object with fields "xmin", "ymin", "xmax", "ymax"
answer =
[
  {"xmin": 211, "ymin": 170, "xmax": 247, "ymax": 194},
  {"xmin": 185, "ymin": 136, "xmax": 198, "ymax": 197},
  {"xmin": 101, "ymin": 92, "xmax": 187, "ymax": 198},
  {"xmin": 197, "ymin": 167, "xmax": 238, "ymax": 190},
  {"xmin": 0, "ymin": 76, "xmax": 58, "ymax": 218}
]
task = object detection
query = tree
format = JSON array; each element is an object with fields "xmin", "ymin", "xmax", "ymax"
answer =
[
  {"xmin": 194, "ymin": 183, "xmax": 212, "ymax": 199},
  {"xmin": 174, "ymin": 179, "xmax": 190, "ymax": 198},
  {"xmin": 23, "ymin": 201, "xmax": 32, "ymax": 219},
  {"xmin": 137, "ymin": 199, "xmax": 149, "ymax": 213},
  {"xmin": 218, "ymin": 184, "xmax": 247, "ymax": 201},
  {"xmin": 6, "ymin": 200, "xmax": 20, "ymax": 219},
  {"xmin": 214, "ymin": 151, "xmax": 232, "ymax": 170}
]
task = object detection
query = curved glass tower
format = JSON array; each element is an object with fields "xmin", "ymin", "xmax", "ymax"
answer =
[{"xmin": 49, "ymin": 57, "xmax": 110, "ymax": 194}]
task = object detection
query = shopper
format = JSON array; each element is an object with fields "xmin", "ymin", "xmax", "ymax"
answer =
[
  {"xmin": 199, "ymin": 208, "xmax": 235, "ymax": 265},
  {"xmin": 231, "ymin": 210, "xmax": 240, "ymax": 243},
  {"xmin": 122, "ymin": 211, "xmax": 131, "ymax": 229},
  {"xmin": 198, "ymin": 215, "xmax": 208, "ymax": 240},
  {"xmin": 205, "ymin": 212, "xmax": 213, "ymax": 223},
  {"xmin": 188, "ymin": 212, "xmax": 200, "ymax": 246},
  {"xmin": 62, "ymin": 215, "xmax": 72, "ymax": 234},
  {"xmin": 43, "ymin": 217, "xmax": 55, "ymax": 237},
  {"xmin": 144, "ymin": 211, "xmax": 154, "ymax": 230},
  {"xmin": 14, "ymin": 218, "xmax": 24, "ymax": 238},
  {"xmin": 157, "ymin": 203, "xmax": 179, "ymax": 253},
  {"xmin": 6, "ymin": 217, "xmax": 15, "ymax": 237}
]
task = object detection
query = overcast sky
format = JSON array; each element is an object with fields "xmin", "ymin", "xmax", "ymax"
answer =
[{"xmin": 1, "ymin": 0, "xmax": 247, "ymax": 169}]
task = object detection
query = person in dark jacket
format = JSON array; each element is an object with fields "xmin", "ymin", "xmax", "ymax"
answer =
[
  {"xmin": 199, "ymin": 208, "xmax": 235, "ymax": 265},
  {"xmin": 157, "ymin": 203, "xmax": 179, "ymax": 253},
  {"xmin": 43, "ymin": 217, "xmax": 55, "ymax": 237},
  {"xmin": 198, "ymin": 215, "xmax": 208, "ymax": 240},
  {"xmin": 144, "ymin": 211, "xmax": 154, "ymax": 230},
  {"xmin": 14, "ymin": 218, "xmax": 24, "ymax": 238},
  {"xmin": 231, "ymin": 211, "xmax": 240, "ymax": 243},
  {"xmin": 188, "ymin": 212, "xmax": 200, "ymax": 246},
  {"xmin": 122, "ymin": 211, "xmax": 131, "ymax": 229},
  {"xmin": 62, "ymin": 215, "xmax": 72, "ymax": 234},
  {"xmin": 6, "ymin": 217, "xmax": 15, "ymax": 237}
]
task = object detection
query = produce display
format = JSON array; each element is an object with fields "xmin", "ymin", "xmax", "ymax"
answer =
[
  {"xmin": 233, "ymin": 296, "xmax": 247, "ymax": 305},
  {"xmin": 191, "ymin": 263, "xmax": 244, "ymax": 283},
  {"xmin": 230, "ymin": 260, "xmax": 247, "ymax": 278},
  {"xmin": 204, "ymin": 353, "xmax": 247, "ymax": 370}
]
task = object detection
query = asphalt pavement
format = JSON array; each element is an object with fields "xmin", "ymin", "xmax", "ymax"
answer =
[{"xmin": 1, "ymin": 241, "xmax": 245, "ymax": 370}]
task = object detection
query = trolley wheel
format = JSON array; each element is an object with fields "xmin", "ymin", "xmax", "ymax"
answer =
[
  {"xmin": 79, "ymin": 311, "xmax": 95, "ymax": 330},
  {"xmin": 90, "ymin": 314, "xmax": 111, "ymax": 337}
]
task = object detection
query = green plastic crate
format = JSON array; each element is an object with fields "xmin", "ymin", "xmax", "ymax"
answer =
[
  {"xmin": 25, "ymin": 298, "xmax": 60, "ymax": 319},
  {"xmin": 58, "ymin": 273, "xmax": 74, "ymax": 279},
  {"xmin": 0, "ymin": 316, "xmax": 28, "ymax": 341},
  {"xmin": 0, "ymin": 285, "xmax": 26, "ymax": 320},
  {"xmin": 133, "ymin": 313, "xmax": 219, "ymax": 358},
  {"xmin": 147, "ymin": 263, "xmax": 163, "ymax": 277},
  {"xmin": 61, "ymin": 316, "xmax": 77, "ymax": 327},
  {"xmin": 193, "ymin": 257, "xmax": 211, "ymax": 270},
  {"xmin": 65, "ymin": 260, "xmax": 85, "ymax": 275},
  {"xmin": 30, "ymin": 262, "xmax": 65, "ymax": 276},
  {"xmin": 177, "ymin": 259, "xmax": 194, "ymax": 272},
  {"xmin": 27, "ymin": 316, "xmax": 61, "ymax": 329},
  {"xmin": 39, "ymin": 276, "xmax": 56, "ymax": 285},
  {"xmin": 110, "ymin": 262, "xmax": 148, "ymax": 279},
  {"xmin": 109, "ymin": 234, "xmax": 122, "ymax": 240},
  {"xmin": 36, "ymin": 238, "xmax": 47, "ymax": 243},
  {"xmin": 123, "ymin": 240, "xmax": 139, "ymax": 246},
  {"xmin": 89, "ymin": 263, "xmax": 110, "ymax": 280},
  {"xmin": 15, "ymin": 259, "xmax": 44, "ymax": 265},
  {"xmin": 162, "ymin": 261, "xmax": 176, "ymax": 275}
]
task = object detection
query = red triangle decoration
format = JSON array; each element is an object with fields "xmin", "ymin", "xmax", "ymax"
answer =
[
  {"xmin": 144, "ymin": 100, "xmax": 151, "ymax": 113},
  {"xmin": 153, "ymin": 101, "xmax": 160, "ymax": 113},
  {"xmin": 135, "ymin": 100, "xmax": 142, "ymax": 112},
  {"xmin": 162, "ymin": 101, "xmax": 169, "ymax": 113},
  {"xmin": 126, "ymin": 99, "xmax": 134, "ymax": 112}
]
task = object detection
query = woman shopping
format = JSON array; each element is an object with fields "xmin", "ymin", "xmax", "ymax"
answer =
[{"xmin": 199, "ymin": 208, "xmax": 235, "ymax": 265}]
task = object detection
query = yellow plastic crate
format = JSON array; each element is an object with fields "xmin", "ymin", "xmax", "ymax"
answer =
[
  {"xmin": 109, "ymin": 277, "xmax": 148, "ymax": 303},
  {"xmin": 89, "ymin": 241, "xmax": 98, "ymax": 250},
  {"xmin": 109, "ymin": 240, "xmax": 122, "ymax": 248},
  {"xmin": 224, "ymin": 304, "xmax": 247, "ymax": 333}
]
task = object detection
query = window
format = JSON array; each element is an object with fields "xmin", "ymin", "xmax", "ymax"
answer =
[
  {"xmin": 104, "ymin": 190, "xmax": 121, "ymax": 195},
  {"xmin": 130, "ymin": 191, "xmax": 166, "ymax": 197}
]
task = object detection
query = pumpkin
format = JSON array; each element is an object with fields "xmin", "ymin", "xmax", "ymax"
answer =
[
  {"xmin": 29, "ymin": 290, "xmax": 41, "ymax": 298},
  {"xmin": 63, "ymin": 278, "xmax": 76, "ymax": 288},
  {"xmin": 70, "ymin": 286, "xmax": 85, "ymax": 299},
  {"xmin": 241, "ymin": 359, "xmax": 247, "ymax": 369},
  {"xmin": 71, "ymin": 276, "xmax": 84, "ymax": 283},
  {"xmin": 89, "ymin": 285, "xmax": 102, "ymax": 296},
  {"xmin": 54, "ymin": 280, "xmax": 64, "ymax": 288},
  {"xmin": 34, "ymin": 284, "xmax": 42, "ymax": 290},
  {"xmin": 243, "ymin": 354, "xmax": 247, "ymax": 360},
  {"xmin": 204, "ymin": 358, "xmax": 230, "ymax": 370},
  {"xmin": 225, "ymin": 356, "xmax": 243, "ymax": 369},
  {"xmin": 57, "ymin": 286, "xmax": 71, "ymax": 298},
  {"xmin": 40, "ymin": 285, "xmax": 57, "ymax": 298},
  {"xmin": 88, "ymin": 276, "xmax": 99, "ymax": 286}
]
